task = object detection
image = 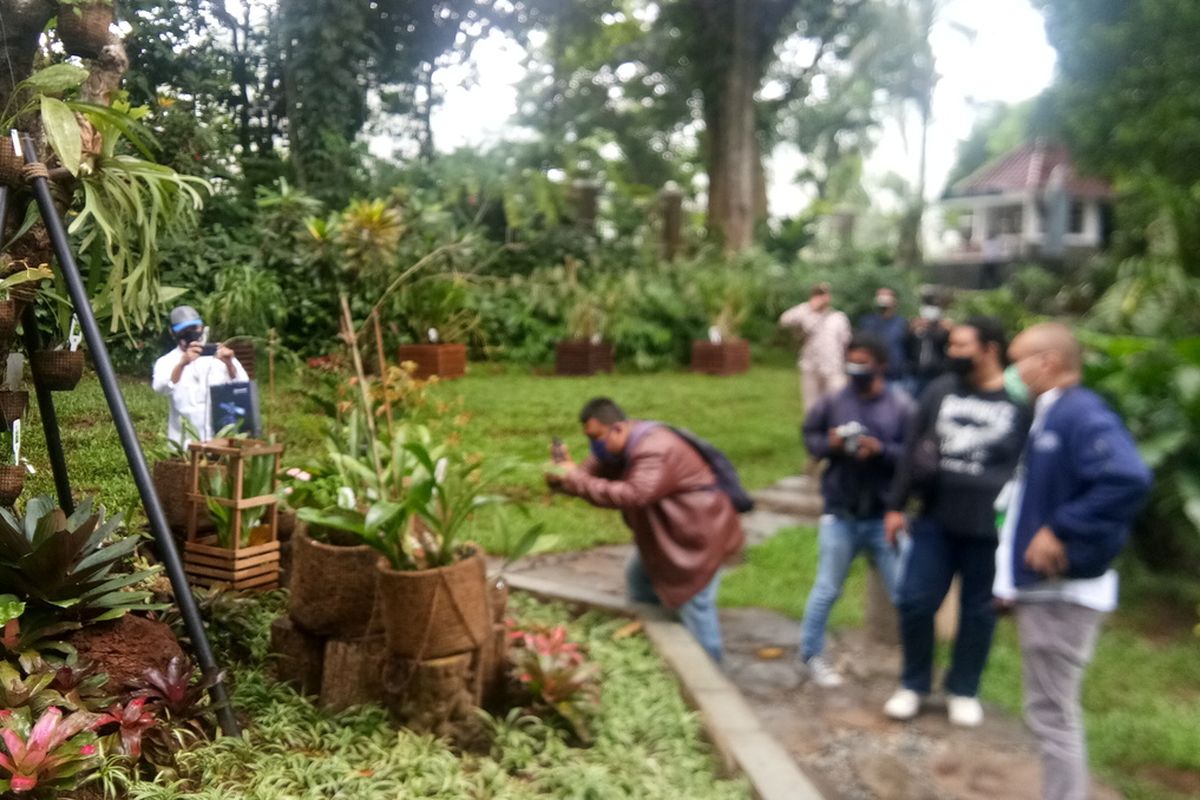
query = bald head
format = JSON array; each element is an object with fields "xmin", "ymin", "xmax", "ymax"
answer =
[{"xmin": 1009, "ymin": 322, "xmax": 1083, "ymax": 397}]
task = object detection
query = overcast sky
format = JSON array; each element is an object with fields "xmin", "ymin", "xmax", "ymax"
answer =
[{"xmin": 420, "ymin": 0, "xmax": 1057, "ymax": 217}]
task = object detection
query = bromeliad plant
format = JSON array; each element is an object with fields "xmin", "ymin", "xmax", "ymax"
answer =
[
  {"xmin": 0, "ymin": 497, "xmax": 158, "ymax": 624},
  {"xmin": 0, "ymin": 706, "xmax": 101, "ymax": 795},
  {"xmin": 507, "ymin": 624, "xmax": 602, "ymax": 743}
]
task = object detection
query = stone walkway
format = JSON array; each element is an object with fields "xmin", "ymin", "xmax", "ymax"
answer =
[{"xmin": 503, "ymin": 476, "xmax": 1119, "ymax": 800}]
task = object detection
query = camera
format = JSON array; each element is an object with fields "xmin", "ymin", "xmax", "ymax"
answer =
[
  {"xmin": 835, "ymin": 421, "xmax": 868, "ymax": 455},
  {"xmin": 200, "ymin": 343, "xmax": 218, "ymax": 357}
]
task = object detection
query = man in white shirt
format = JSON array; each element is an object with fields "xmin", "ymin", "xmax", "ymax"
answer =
[
  {"xmin": 996, "ymin": 323, "xmax": 1151, "ymax": 800},
  {"xmin": 151, "ymin": 305, "xmax": 248, "ymax": 448},
  {"xmin": 779, "ymin": 283, "xmax": 851, "ymax": 413}
]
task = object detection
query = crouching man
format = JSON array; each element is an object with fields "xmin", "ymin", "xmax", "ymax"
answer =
[{"xmin": 547, "ymin": 398, "xmax": 744, "ymax": 662}]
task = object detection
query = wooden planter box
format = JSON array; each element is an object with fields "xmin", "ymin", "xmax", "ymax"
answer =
[
  {"xmin": 184, "ymin": 438, "xmax": 285, "ymax": 591},
  {"xmin": 229, "ymin": 340, "xmax": 256, "ymax": 379},
  {"xmin": 555, "ymin": 341, "xmax": 614, "ymax": 376},
  {"xmin": 690, "ymin": 339, "xmax": 751, "ymax": 376},
  {"xmin": 184, "ymin": 535, "xmax": 281, "ymax": 591},
  {"xmin": 396, "ymin": 343, "xmax": 466, "ymax": 380}
]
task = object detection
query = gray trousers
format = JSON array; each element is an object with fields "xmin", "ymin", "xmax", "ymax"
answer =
[{"xmin": 1016, "ymin": 601, "xmax": 1103, "ymax": 800}]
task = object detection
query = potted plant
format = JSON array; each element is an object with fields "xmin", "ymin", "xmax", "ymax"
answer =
[
  {"xmin": 56, "ymin": 0, "xmax": 116, "ymax": 59},
  {"xmin": 285, "ymin": 406, "xmax": 410, "ymax": 639},
  {"xmin": 393, "ymin": 275, "xmax": 477, "ymax": 380},
  {"xmin": 555, "ymin": 283, "xmax": 618, "ymax": 376},
  {"xmin": 181, "ymin": 437, "xmax": 284, "ymax": 592},
  {"xmin": 31, "ymin": 313, "xmax": 86, "ymax": 392},
  {"xmin": 299, "ymin": 428, "xmax": 522, "ymax": 661},
  {"xmin": 689, "ymin": 268, "xmax": 753, "ymax": 376},
  {"xmin": 0, "ymin": 261, "xmax": 52, "ymax": 341}
]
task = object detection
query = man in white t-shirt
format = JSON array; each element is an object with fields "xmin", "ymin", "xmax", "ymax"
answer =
[
  {"xmin": 996, "ymin": 323, "xmax": 1151, "ymax": 800},
  {"xmin": 151, "ymin": 305, "xmax": 248, "ymax": 448}
]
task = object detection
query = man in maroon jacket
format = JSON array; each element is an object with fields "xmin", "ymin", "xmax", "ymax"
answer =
[{"xmin": 547, "ymin": 397, "xmax": 745, "ymax": 662}]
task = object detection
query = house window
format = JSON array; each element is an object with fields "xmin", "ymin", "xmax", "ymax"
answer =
[
  {"xmin": 989, "ymin": 205, "xmax": 1023, "ymax": 237},
  {"xmin": 1069, "ymin": 201, "xmax": 1086, "ymax": 234}
]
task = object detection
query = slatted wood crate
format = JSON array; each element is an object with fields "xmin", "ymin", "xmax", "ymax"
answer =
[{"xmin": 184, "ymin": 438, "xmax": 285, "ymax": 591}]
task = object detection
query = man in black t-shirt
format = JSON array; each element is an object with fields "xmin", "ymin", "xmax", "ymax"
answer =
[{"xmin": 882, "ymin": 316, "xmax": 1031, "ymax": 727}]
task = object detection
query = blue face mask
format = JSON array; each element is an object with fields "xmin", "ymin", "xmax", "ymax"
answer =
[{"xmin": 589, "ymin": 438, "xmax": 614, "ymax": 462}]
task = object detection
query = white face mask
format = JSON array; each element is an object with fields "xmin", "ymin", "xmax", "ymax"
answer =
[{"xmin": 919, "ymin": 305, "xmax": 942, "ymax": 321}]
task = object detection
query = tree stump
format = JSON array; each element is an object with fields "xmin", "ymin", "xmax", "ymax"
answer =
[
  {"xmin": 320, "ymin": 636, "xmax": 386, "ymax": 712},
  {"xmin": 270, "ymin": 617, "xmax": 325, "ymax": 696},
  {"xmin": 382, "ymin": 652, "xmax": 477, "ymax": 737}
]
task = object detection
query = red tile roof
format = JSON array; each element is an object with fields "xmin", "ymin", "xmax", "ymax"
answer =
[{"xmin": 946, "ymin": 141, "xmax": 1113, "ymax": 200}]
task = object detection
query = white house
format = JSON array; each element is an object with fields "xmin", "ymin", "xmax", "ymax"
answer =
[{"xmin": 933, "ymin": 140, "xmax": 1113, "ymax": 266}]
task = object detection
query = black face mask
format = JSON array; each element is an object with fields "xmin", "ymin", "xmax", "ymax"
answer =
[
  {"xmin": 846, "ymin": 364, "xmax": 877, "ymax": 392},
  {"xmin": 946, "ymin": 355, "xmax": 975, "ymax": 375}
]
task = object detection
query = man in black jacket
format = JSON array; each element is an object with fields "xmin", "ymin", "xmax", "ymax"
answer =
[{"xmin": 882, "ymin": 316, "xmax": 1031, "ymax": 727}]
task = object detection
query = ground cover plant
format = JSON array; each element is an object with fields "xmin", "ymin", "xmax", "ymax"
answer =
[
  {"xmin": 720, "ymin": 527, "xmax": 1200, "ymax": 800},
  {"xmin": 93, "ymin": 592, "xmax": 749, "ymax": 800}
]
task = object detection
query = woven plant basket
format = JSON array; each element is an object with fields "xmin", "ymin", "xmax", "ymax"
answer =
[
  {"xmin": 31, "ymin": 350, "xmax": 84, "ymax": 391},
  {"xmin": 152, "ymin": 459, "xmax": 222, "ymax": 532},
  {"xmin": 0, "ymin": 300, "xmax": 21, "ymax": 341},
  {"xmin": 0, "ymin": 465, "xmax": 25, "ymax": 506},
  {"xmin": 288, "ymin": 524, "xmax": 380, "ymax": 638},
  {"xmin": 0, "ymin": 391, "xmax": 28, "ymax": 430},
  {"xmin": 376, "ymin": 552, "xmax": 490, "ymax": 661},
  {"xmin": 57, "ymin": 3, "xmax": 115, "ymax": 59},
  {"xmin": 0, "ymin": 138, "xmax": 22, "ymax": 189}
]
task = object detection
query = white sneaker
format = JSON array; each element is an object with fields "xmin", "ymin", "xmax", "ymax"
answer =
[
  {"xmin": 947, "ymin": 694, "xmax": 984, "ymax": 727},
  {"xmin": 805, "ymin": 655, "xmax": 844, "ymax": 688},
  {"xmin": 883, "ymin": 688, "xmax": 922, "ymax": 720}
]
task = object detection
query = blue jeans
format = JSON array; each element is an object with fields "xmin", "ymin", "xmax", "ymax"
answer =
[
  {"xmin": 626, "ymin": 552, "xmax": 724, "ymax": 663},
  {"xmin": 800, "ymin": 513, "xmax": 899, "ymax": 661},
  {"xmin": 897, "ymin": 516, "xmax": 998, "ymax": 697}
]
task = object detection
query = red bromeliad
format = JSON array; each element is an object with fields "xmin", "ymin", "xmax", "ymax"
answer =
[
  {"xmin": 95, "ymin": 697, "xmax": 157, "ymax": 760},
  {"xmin": 0, "ymin": 706, "xmax": 101, "ymax": 794}
]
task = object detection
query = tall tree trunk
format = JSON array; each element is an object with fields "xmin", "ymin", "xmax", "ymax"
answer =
[{"xmin": 702, "ymin": 0, "xmax": 761, "ymax": 253}]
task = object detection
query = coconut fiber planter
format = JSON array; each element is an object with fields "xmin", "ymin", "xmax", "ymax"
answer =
[
  {"xmin": 31, "ymin": 350, "xmax": 85, "ymax": 391},
  {"xmin": 0, "ymin": 300, "xmax": 21, "ymax": 341},
  {"xmin": 554, "ymin": 341, "xmax": 614, "ymax": 376},
  {"xmin": 396, "ymin": 343, "xmax": 466, "ymax": 381},
  {"xmin": 57, "ymin": 3, "xmax": 115, "ymax": 59},
  {"xmin": 0, "ymin": 390, "xmax": 27, "ymax": 430},
  {"xmin": 288, "ymin": 524, "xmax": 380, "ymax": 638},
  {"xmin": 0, "ymin": 464, "xmax": 24, "ymax": 506},
  {"xmin": 153, "ymin": 459, "xmax": 224, "ymax": 532},
  {"xmin": 376, "ymin": 553, "xmax": 491, "ymax": 660},
  {"xmin": 690, "ymin": 339, "xmax": 751, "ymax": 376}
]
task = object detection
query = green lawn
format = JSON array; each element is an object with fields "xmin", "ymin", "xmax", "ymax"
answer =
[
  {"xmin": 21, "ymin": 355, "xmax": 804, "ymax": 555},
  {"xmin": 720, "ymin": 527, "xmax": 1200, "ymax": 800}
]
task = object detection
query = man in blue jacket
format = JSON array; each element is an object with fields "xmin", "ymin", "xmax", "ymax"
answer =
[{"xmin": 995, "ymin": 322, "xmax": 1151, "ymax": 800}]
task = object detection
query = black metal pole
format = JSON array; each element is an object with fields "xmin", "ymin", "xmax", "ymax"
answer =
[
  {"xmin": 0, "ymin": 187, "xmax": 67, "ymax": 509},
  {"xmin": 20, "ymin": 305, "xmax": 75, "ymax": 513},
  {"xmin": 14, "ymin": 133, "xmax": 239, "ymax": 736}
]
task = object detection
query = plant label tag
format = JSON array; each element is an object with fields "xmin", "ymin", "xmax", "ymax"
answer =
[
  {"xmin": 4, "ymin": 354, "xmax": 22, "ymax": 392},
  {"xmin": 708, "ymin": 325, "xmax": 722, "ymax": 344},
  {"xmin": 427, "ymin": 327, "xmax": 439, "ymax": 344},
  {"xmin": 68, "ymin": 315, "xmax": 83, "ymax": 352},
  {"xmin": 11, "ymin": 419, "xmax": 19, "ymax": 464}
]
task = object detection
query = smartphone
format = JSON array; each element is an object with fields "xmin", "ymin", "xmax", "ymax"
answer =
[
  {"xmin": 551, "ymin": 436, "xmax": 566, "ymax": 464},
  {"xmin": 200, "ymin": 343, "xmax": 219, "ymax": 357}
]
